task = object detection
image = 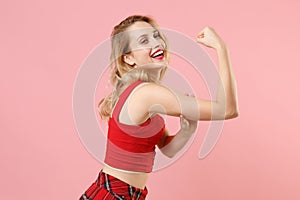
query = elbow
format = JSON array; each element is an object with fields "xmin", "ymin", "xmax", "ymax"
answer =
[
  {"xmin": 164, "ymin": 151, "xmax": 176, "ymax": 158},
  {"xmin": 166, "ymin": 154, "xmax": 175, "ymax": 159},
  {"xmin": 160, "ymin": 149, "xmax": 176, "ymax": 158},
  {"xmin": 225, "ymin": 108, "xmax": 239, "ymax": 120}
]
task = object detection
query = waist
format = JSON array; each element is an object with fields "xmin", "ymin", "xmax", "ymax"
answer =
[
  {"xmin": 103, "ymin": 163, "xmax": 149, "ymax": 190},
  {"xmin": 104, "ymin": 139, "xmax": 156, "ymax": 173}
]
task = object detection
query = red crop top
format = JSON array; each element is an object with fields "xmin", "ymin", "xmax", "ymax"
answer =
[{"xmin": 104, "ymin": 80, "xmax": 165, "ymax": 173}]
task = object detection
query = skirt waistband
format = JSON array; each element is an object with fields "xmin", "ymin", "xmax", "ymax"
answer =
[{"xmin": 89, "ymin": 169, "xmax": 148, "ymax": 200}]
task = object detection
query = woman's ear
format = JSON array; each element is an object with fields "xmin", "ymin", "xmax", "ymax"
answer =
[{"xmin": 123, "ymin": 54, "xmax": 135, "ymax": 66}]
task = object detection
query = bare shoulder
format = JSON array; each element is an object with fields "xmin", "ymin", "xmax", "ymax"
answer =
[
  {"xmin": 129, "ymin": 82, "xmax": 162, "ymax": 103},
  {"xmin": 128, "ymin": 82, "xmax": 181, "ymax": 117}
]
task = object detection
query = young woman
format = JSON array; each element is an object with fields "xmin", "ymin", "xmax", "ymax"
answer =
[{"xmin": 80, "ymin": 15, "xmax": 239, "ymax": 200}]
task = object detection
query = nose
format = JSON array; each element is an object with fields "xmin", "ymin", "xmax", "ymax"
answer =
[{"xmin": 149, "ymin": 37, "xmax": 163, "ymax": 49}]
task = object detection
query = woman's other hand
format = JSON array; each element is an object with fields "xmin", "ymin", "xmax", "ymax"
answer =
[{"xmin": 179, "ymin": 115, "xmax": 198, "ymax": 135}]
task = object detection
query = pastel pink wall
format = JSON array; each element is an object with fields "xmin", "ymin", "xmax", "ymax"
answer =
[{"xmin": 1, "ymin": 0, "xmax": 300, "ymax": 199}]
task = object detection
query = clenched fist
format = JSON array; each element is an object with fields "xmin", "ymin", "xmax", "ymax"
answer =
[{"xmin": 196, "ymin": 26, "xmax": 226, "ymax": 50}]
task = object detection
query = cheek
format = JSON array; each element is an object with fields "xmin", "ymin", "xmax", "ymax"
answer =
[
  {"xmin": 141, "ymin": 49, "xmax": 151, "ymax": 57},
  {"xmin": 136, "ymin": 50, "xmax": 151, "ymax": 63}
]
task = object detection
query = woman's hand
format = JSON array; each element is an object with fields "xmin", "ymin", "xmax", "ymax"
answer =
[
  {"xmin": 196, "ymin": 26, "xmax": 226, "ymax": 50},
  {"xmin": 179, "ymin": 115, "xmax": 198, "ymax": 135},
  {"xmin": 158, "ymin": 115, "xmax": 198, "ymax": 158}
]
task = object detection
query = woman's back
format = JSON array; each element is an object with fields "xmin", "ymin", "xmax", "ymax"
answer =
[
  {"xmin": 105, "ymin": 80, "xmax": 165, "ymax": 172},
  {"xmin": 103, "ymin": 80, "xmax": 165, "ymax": 190}
]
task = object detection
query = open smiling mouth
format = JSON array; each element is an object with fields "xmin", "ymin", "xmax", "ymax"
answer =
[{"xmin": 150, "ymin": 49, "xmax": 165, "ymax": 60}]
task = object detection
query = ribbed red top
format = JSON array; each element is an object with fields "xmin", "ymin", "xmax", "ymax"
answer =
[{"xmin": 104, "ymin": 80, "xmax": 165, "ymax": 172}]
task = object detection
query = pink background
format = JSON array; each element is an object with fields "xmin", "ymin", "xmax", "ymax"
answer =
[{"xmin": 1, "ymin": 0, "xmax": 300, "ymax": 199}]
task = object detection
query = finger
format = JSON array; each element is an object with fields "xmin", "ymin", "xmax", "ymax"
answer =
[
  {"xmin": 197, "ymin": 34, "xmax": 204, "ymax": 40},
  {"xmin": 181, "ymin": 118, "xmax": 189, "ymax": 128},
  {"xmin": 196, "ymin": 37, "xmax": 203, "ymax": 43},
  {"xmin": 182, "ymin": 116, "xmax": 190, "ymax": 124},
  {"xmin": 196, "ymin": 37, "xmax": 205, "ymax": 43},
  {"xmin": 180, "ymin": 115, "xmax": 186, "ymax": 123}
]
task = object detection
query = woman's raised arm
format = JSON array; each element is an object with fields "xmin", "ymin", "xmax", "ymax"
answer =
[
  {"xmin": 196, "ymin": 26, "xmax": 239, "ymax": 120},
  {"xmin": 127, "ymin": 26, "xmax": 239, "ymax": 121}
]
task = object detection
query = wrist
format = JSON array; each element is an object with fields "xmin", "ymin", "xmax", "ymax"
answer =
[{"xmin": 216, "ymin": 41, "xmax": 227, "ymax": 52}]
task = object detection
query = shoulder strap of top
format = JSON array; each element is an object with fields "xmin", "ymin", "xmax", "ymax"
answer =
[{"xmin": 112, "ymin": 80, "xmax": 144, "ymax": 120}]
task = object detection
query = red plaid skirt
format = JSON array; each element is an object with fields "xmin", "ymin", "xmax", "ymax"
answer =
[{"xmin": 79, "ymin": 170, "xmax": 148, "ymax": 200}]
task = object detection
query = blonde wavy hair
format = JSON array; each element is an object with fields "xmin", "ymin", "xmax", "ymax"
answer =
[{"xmin": 98, "ymin": 15, "xmax": 170, "ymax": 120}]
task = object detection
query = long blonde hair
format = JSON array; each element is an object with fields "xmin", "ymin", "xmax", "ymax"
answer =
[{"xmin": 98, "ymin": 15, "xmax": 169, "ymax": 121}]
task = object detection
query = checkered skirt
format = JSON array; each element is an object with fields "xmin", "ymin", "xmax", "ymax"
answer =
[{"xmin": 79, "ymin": 170, "xmax": 148, "ymax": 200}]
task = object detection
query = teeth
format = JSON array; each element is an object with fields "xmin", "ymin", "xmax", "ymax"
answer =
[{"xmin": 152, "ymin": 50, "xmax": 163, "ymax": 58}]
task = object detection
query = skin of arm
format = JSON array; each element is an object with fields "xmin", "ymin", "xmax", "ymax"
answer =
[
  {"xmin": 127, "ymin": 26, "xmax": 239, "ymax": 157},
  {"xmin": 196, "ymin": 26, "xmax": 239, "ymax": 119},
  {"xmin": 157, "ymin": 116, "xmax": 198, "ymax": 158},
  {"xmin": 128, "ymin": 27, "xmax": 239, "ymax": 121}
]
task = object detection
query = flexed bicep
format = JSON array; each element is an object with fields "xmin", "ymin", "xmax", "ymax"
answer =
[
  {"xmin": 167, "ymin": 89, "xmax": 227, "ymax": 121},
  {"xmin": 137, "ymin": 83, "xmax": 228, "ymax": 121}
]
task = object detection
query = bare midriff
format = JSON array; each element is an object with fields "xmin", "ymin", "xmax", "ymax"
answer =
[{"xmin": 102, "ymin": 163, "xmax": 149, "ymax": 190}]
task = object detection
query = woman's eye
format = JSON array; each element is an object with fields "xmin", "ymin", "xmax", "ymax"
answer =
[
  {"xmin": 154, "ymin": 32, "xmax": 161, "ymax": 38},
  {"xmin": 140, "ymin": 38, "xmax": 148, "ymax": 44}
]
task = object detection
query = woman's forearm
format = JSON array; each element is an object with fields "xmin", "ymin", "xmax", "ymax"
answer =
[
  {"xmin": 215, "ymin": 43, "xmax": 239, "ymax": 119},
  {"xmin": 159, "ymin": 130, "xmax": 194, "ymax": 158},
  {"xmin": 196, "ymin": 27, "xmax": 239, "ymax": 119}
]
